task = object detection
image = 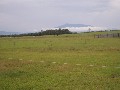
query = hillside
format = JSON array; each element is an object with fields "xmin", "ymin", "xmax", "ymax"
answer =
[
  {"xmin": 0, "ymin": 31, "xmax": 21, "ymax": 35},
  {"xmin": 56, "ymin": 23, "xmax": 92, "ymax": 28}
]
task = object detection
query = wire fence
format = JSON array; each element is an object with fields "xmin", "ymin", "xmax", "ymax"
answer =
[{"xmin": 94, "ymin": 33, "xmax": 120, "ymax": 38}]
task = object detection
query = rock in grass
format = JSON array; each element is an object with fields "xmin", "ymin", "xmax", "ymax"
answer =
[
  {"xmin": 64, "ymin": 63, "xmax": 67, "ymax": 65},
  {"xmin": 40, "ymin": 61, "xmax": 44, "ymax": 63},
  {"xmin": 52, "ymin": 62, "xmax": 56, "ymax": 64},
  {"xmin": 90, "ymin": 65, "xmax": 94, "ymax": 66},
  {"xmin": 76, "ymin": 64, "xmax": 81, "ymax": 66},
  {"xmin": 102, "ymin": 66, "xmax": 106, "ymax": 68},
  {"xmin": 19, "ymin": 59, "xmax": 23, "ymax": 60},
  {"xmin": 8, "ymin": 58, "xmax": 12, "ymax": 59}
]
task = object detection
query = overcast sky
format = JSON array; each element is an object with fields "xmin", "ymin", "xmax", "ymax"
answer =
[{"xmin": 0, "ymin": 0, "xmax": 120, "ymax": 32}]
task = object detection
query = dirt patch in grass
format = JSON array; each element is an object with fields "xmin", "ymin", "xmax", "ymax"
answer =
[
  {"xmin": 52, "ymin": 64, "xmax": 74, "ymax": 72},
  {"xmin": 0, "ymin": 60, "xmax": 33, "ymax": 71}
]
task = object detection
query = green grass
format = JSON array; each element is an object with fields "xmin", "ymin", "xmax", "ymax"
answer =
[{"xmin": 0, "ymin": 31, "xmax": 120, "ymax": 90}]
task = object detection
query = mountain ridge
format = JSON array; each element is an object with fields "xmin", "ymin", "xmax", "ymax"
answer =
[
  {"xmin": 56, "ymin": 23, "xmax": 92, "ymax": 28},
  {"xmin": 0, "ymin": 31, "xmax": 21, "ymax": 35}
]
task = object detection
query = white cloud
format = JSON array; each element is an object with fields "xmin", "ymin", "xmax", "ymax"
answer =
[
  {"xmin": 110, "ymin": 0, "xmax": 120, "ymax": 8},
  {"xmin": 0, "ymin": 0, "xmax": 120, "ymax": 32}
]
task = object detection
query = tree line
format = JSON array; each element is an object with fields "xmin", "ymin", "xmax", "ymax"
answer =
[{"xmin": 0, "ymin": 29, "xmax": 73, "ymax": 37}]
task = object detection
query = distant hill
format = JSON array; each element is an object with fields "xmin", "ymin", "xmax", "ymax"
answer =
[
  {"xmin": 54, "ymin": 23, "xmax": 110, "ymax": 33},
  {"xmin": 0, "ymin": 31, "xmax": 20, "ymax": 35},
  {"xmin": 56, "ymin": 23, "xmax": 92, "ymax": 28}
]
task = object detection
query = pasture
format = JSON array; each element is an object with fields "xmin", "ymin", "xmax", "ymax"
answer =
[{"xmin": 0, "ymin": 31, "xmax": 120, "ymax": 90}]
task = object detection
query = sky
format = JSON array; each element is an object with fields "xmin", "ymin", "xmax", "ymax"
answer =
[{"xmin": 0, "ymin": 0, "xmax": 120, "ymax": 32}]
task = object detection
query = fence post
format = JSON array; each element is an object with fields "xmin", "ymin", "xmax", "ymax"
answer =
[
  {"xmin": 118, "ymin": 33, "xmax": 120, "ymax": 37},
  {"xmin": 94, "ymin": 34, "xmax": 95, "ymax": 38},
  {"xmin": 107, "ymin": 34, "xmax": 108, "ymax": 38}
]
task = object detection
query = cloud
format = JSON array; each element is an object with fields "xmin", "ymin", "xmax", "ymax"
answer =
[
  {"xmin": 89, "ymin": 0, "xmax": 120, "ymax": 28},
  {"xmin": 0, "ymin": 0, "xmax": 120, "ymax": 32}
]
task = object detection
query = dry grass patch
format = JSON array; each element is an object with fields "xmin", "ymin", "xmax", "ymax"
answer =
[{"xmin": 0, "ymin": 60, "xmax": 34, "ymax": 71}]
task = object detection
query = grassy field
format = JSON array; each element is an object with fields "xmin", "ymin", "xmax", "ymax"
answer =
[{"xmin": 0, "ymin": 31, "xmax": 120, "ymax": 90}]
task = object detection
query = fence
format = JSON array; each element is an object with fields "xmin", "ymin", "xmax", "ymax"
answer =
[{"xmin": 95, "ymin": 33, "xmax": 120, "ymax": 38}]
